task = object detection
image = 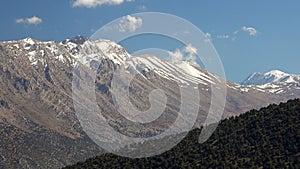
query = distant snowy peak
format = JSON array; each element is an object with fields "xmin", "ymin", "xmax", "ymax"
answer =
[{"xmin": 242, "ymin": 70, "xmax": 299, "ymax": 85}]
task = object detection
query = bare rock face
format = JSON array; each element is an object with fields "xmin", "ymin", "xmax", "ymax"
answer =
[{"xmin": 0, "ymin": 36, "xmax": 299, "ymax": 168}]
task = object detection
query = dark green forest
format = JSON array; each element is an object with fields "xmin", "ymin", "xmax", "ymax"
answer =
[{"xmin": 64, "ymin": 99, "xmax": 300, "ymax": 169}]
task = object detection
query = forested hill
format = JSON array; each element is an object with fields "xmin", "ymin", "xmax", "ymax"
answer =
[{"xmin": 64, "ymin": 99, "xmax": 300, "ymax": 169}]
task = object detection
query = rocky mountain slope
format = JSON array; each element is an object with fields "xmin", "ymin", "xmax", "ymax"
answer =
[{"xmin": 0, "ymin": 36, "xmax": 299, "ymax": 168}]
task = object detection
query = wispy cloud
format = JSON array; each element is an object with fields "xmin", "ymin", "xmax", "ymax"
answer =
[
  {"xmin": 204, "ymin": 33, "xmax": 232, "ymax": 41},
  {"xmin": 185, "ymin": 44, "xmax": 198, "ymax": 55},
  {"xmin": 211, "ymin": 26, "xmax": 259, "ymax": 41},
  {"xmin": 138, "ymin": 5, "xmax": 147, "ymax": 11},
  {"xmin": 184, "ymin": 44, "xmax": 198, "ymax": 62},
  {"xmin": 16, "ymin": 16, "xmax": 42, "ymax": 25},
  {"xmin": 168, "ymin": 49, "xmax": 183, "ymax": 63},
  {"xmin": 216, "ymin": 34, "xmax": 230, "ymax": 39},
  {"xmin": 242, "ymin": 26, "xmax": 258, "ymax": 36},
  {"xmin": 204, "ymin": 32, "xmax": 212, "ymax": 42},
  {"xmin": 168, "ymin": 44, "xmax": 198, "ymax": 63},
  {"xmin": 73, "ymin": 0, "xmax": 134, "ymax": 8},
  {"xmin": 117, "ymin": 15, "xmax": 142, "ymax": 32}
]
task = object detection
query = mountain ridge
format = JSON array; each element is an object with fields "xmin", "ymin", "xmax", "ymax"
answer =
[
  {"xmin": 242, "ymin": 69, "xmax": 300, "ymax": 86},
  {"xmin": 0, "ymin": 36, "xmax": 299, "ymax": 168}
]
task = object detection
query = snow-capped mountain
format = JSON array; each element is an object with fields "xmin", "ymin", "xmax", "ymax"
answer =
[
  {"xmin": 0, "ymin": 36, "xmax": 299, "ymax": 168},
  {"xmin": 241, "ymin": 70, "xmax": 300, "ymax": 95},
  {"xmin": 242, "ymin": 70, "xmax": 300, "ymax": 85}
]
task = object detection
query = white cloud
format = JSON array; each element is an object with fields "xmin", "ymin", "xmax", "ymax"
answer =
[
  {"xmin": 217, "ymin": 34, "xmax": 230, "ymax": 39},
  {"xmin": 168, "ymin": 49, "xmax": 183, "ymax": 63},
  {"xmin": 242, "ymin": 26, "xmax": 257, "ymax": 36},
  {"xmin": 118, "ymin": 15, "xmax": 142, "ymax": 32},
  {"xmin": 16, "ymin": 16, "xmax": 42, "ymax": 25},
  {"xmin": 185, "ymin": 44, "xmax": 198, "ymax": 62},
  {"xmin": 73, "ymin": 0, "xmax": 133, "ymax": 8},
  {"xmin": 168, "ymin": 44, "xmax": 198, "ymax": 63},
  {"xmin": 233, "ymin": 30, "xmax": 239, "ymax": 35},
  {"xmin": 184, "ymin": 44, "xmax": 198, "ymax": 55},
  {"xmin": 186, "ymin": 54, "xmax": 197, "ymax": 63},
  {"xmin": 204, "ymin": 32, "xmax": 212, "ymax": 42}
]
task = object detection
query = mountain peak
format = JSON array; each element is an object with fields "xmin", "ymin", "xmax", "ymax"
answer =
[
  {"xmin": 241, "ymin": 70, "xmax": 299, "ymax": 86},
  {"xmin": 62, "ymin": 35, "xmax": 89, "ymax": 45},
  {"xmin": 22, "ymin": 37, "xmax": 36, "ymax": 45},
  {"xmin": 265, "ymin": 70, "xmax": 288, "ymax": 76}
]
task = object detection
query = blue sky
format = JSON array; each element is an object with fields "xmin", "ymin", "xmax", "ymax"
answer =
[{"xmin": 1, "ymin": 0, "xmax": 299, "ymax": 83}]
